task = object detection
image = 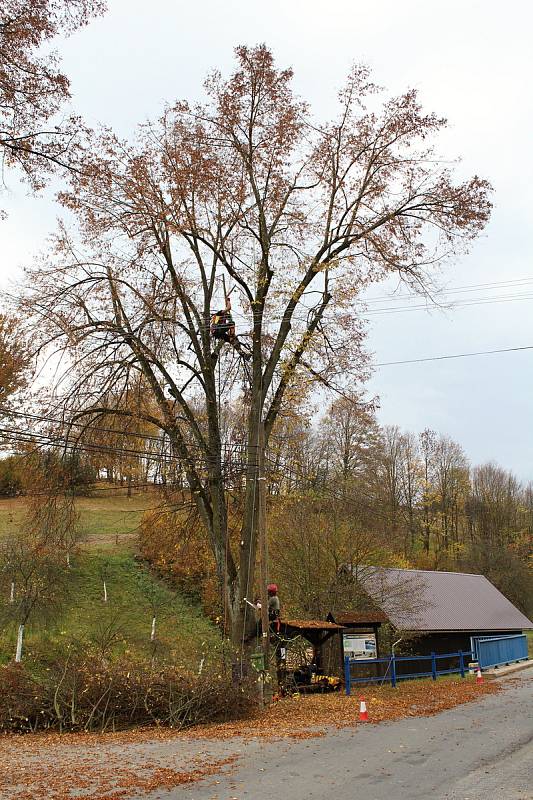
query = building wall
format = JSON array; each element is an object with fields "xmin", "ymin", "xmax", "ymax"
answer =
[{"xmin": 409, "ymin": 630, "xmax": 523, "ymax": 657}]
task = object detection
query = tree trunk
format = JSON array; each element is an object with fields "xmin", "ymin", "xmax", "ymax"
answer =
[
  {"xmin": 230, "ymin": 403, "xmax": 263, "ymax": 652},
  {"xmin": 15, "ymin": 624, "xmax": 24, "ymax": 663}
]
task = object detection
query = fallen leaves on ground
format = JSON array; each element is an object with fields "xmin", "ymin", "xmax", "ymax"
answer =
[
  {"xmin": 0, "ymin": 677, "xmax": 500, "ymax": 799},
  {"xmin": 185, "ymin": 676, "xmax": 501, "ymax": 739},
  {"xmin": 0, "ymin": 745, "xmax": 238, "ymax": 800}
]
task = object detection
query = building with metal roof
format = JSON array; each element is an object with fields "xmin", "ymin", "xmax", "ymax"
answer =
[
  {"xmin": 332, "ymin": 567, "xmax": 532, "ymax": 674},
  {"xmin": 360, "ymin": 567, "xmax": 533, "ymax": 633}
]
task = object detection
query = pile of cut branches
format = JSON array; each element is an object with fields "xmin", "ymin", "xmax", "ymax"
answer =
[{"xmin": 0, "ymin": 659, "xmax": 254, "ymax": 733}]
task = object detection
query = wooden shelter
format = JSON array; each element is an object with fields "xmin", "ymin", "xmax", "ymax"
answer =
[
  {"xmin": 274, "ymin": 618, "xmax": 344, "ymax": 690},
  {"xmin": 327, "ymin": 610, "xmax": 388, "ymax": 658},
  {"xmin": 279, "ymin": 618, "xmax": 343, "ymax": 672}
]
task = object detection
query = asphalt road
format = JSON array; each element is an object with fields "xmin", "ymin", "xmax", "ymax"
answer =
[{"xmin": 154, "ymin": 669, "xmax": 533, "ymax": 800}]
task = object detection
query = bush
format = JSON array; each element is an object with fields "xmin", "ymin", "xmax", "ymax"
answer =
[
  {"xmin": 0, "ymin": 455, "xmax": 24, "ymax": 496},
  {"xmin": 0, "ymin": 656, "xmax": 255, "ymax": 734}
]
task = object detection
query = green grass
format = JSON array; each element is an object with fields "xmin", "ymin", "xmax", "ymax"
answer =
[
  {"xmin": 0, "ymin": 491, "xmax": 154, "ymax": 554},
  {"xmin": 527, "ymin": 630, "xmax": 533, "ymax": 659},
  {"xmin": 0, "ymin": 493, "xmax": 223, "ymax": 672},
  {"xmin": 0, "ymin": 552, "xmax": 222, "ymax": 671},
  {"xmin": 0, "ymin": 497, "xmax": 26, "ymax": 537},
  {"xmin": 76, "ymin": 492, "xmax": 154, "ymax": 553}
]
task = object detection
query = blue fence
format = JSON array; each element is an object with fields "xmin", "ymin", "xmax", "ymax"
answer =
[
  {"xmin": 472, "ymin": 634, "xmax": 528, "ymax": 670},
  {"xmin": 344, "ymin": 650, "xmax": 472, "ymax": 694}
]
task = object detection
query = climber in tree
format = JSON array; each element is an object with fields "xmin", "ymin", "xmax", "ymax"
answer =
[
  {"xmin": 210, "ymin": 295, "xmax": 250, "ymax": 359},
  {"xmin": 267, "ymin": 583, "xmax": 281, "ymax": 633}
]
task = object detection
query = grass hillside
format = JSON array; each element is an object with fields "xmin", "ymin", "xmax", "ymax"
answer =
[
  {"xmin": 0, "ymin": 491, "xmax": 153, "ymax": 553},
  {"xmin": 0, "ymin": 492, "xmax": 222, "ymax": 671}
]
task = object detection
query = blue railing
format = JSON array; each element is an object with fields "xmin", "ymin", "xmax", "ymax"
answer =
[
  {"xmin": 472, "ymin": 634, "xmax": 528, "ymax": 670},
  {"xmin": 344, "ymin": 650, "xmax": 472, "ymax": 694}
]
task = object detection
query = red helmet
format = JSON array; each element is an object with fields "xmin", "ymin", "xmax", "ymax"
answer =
[{"xmin": 267, "ymin": 583, "xmax": 278, "ymax": 593}]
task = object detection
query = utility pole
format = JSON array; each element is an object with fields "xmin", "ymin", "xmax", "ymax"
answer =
[{"xmin": 257, "ymin": 420, "xmax": 272, "ymax": 704}]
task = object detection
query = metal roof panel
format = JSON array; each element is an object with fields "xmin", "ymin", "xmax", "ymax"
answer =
[{"xmin": 359, "ymin": 567, "xmax": 533, "ymax": 632}]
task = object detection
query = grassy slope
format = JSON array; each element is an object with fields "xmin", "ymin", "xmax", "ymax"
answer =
[
  {"xmin": 0, "ymin": 492, "xmax": 152, "ymax": 552},
  {"xmin": 0, "ymin": 492, "xmax": 222, "ymax": 670}
]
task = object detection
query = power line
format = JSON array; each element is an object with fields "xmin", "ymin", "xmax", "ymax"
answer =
[
  {"xmin": 375, "ymin": 345, "xmax": 533, "ymax": 368},
  {"xmin": 0, "ymin": 427, "xmax": 222, "ymax": 472},
  {"xmin": 0, "ymin": 427, "xmax": 260, "ymax": 486},
  {"xmin": 362, "ymin": 292, "xmax": 533, "ymax": 317},
  {"xmin": 0, "ymin": 407, "xmax": 234, "ymax": 455},
  {"xmin": 0, "ymin": 406, "xmax": 171, "ymax": 446},
  {"xmin": 184, "ymin": 289, "xmax": 533, "ymax": 331},
  {"xmin": 0, "ymin": 407, "xmax": 285, "ymax": 454},
  {"xmin": 361, "ymin": 276, "xmax": 533, "ymax": 305}
]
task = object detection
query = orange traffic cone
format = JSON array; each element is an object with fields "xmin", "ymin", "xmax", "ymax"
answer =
[
  {"xmin": 359, "ymin": 696, "xmax": 369, "ymax": 721},
  {"xmin": 476, "ymin": 667, "xmax": 483, "ymax": 685}
]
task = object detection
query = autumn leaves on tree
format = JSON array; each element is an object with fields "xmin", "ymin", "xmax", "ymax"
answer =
[
  {"xmin": 0, "ymin": 0, "xmax": 105, "ymax": 197},
  {"xmin": 19, "ymin": 46, "xmax": 491, "ymax": 645}
]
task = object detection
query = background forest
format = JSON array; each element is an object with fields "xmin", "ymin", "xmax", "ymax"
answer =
[{"xmin": 52, "ymin": 391, "xmax": 530, "ymax": 622}]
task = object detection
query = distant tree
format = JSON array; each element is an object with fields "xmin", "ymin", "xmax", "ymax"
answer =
[
  {"xmin": 0, "ymin": 533, "xmax": 68, "ymax": 661},
  {"xmin": 324, "ymin": 392, "xmax": 380, "ymax": 493},
  {"xmin": 460, "ymin": 539, "xmax": 533, "ymax": 618},
  {"xmin": 467, "ymin": 463, "xmax": 522, "ymax": 547},
  {"xmin": 0, "ymin": 455, "xmax": 23, "ymax": 495},
  {"xmin": 372, "ymin": 429, "xmax": 424, "ymax": 557},
  {"xmin": 432, "ymin": 435, "xmax": 469, "ymax": 555},
  {"xmin": 419, "ymin": 429, "xmax": 438, "ymax": 555},
  {"xmin": 68, "ymin": 382, "xmax": 162, "ymax": 493},
  {"xmin": 376, "ymin": 425, "xmax": 404, "ymax": 547}
]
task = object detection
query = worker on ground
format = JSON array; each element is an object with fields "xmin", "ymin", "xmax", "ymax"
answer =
[
  {"xmin": 210, "ymin": 295, "xmax": 250, "ymax": 359},
  {"xmin": 267, "ymin": 583, "xmax": 281, "ymax": 633}
]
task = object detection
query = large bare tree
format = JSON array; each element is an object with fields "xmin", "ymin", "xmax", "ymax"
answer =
[{"xmin": 20, "ymin": 46, "xmax": 491, "ymax": 649}]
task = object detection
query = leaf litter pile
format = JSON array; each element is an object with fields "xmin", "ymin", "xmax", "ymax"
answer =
[
  {"xmin": 0, "ymin": 678, "xmax": 499, "ymax": 800},
  {"xmin": 190, "ymin": 676, "xmax": 500, "ymax": 740}
]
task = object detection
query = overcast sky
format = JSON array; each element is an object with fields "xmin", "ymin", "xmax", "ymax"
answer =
[{"xmin": 2, "ymin": 0, "xmax": 532, "ymax": 479}]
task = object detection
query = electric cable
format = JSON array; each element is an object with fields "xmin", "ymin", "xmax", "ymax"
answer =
[{"xmin": 375, "ymin": 345, "xmax": 533, "ymax": 367}]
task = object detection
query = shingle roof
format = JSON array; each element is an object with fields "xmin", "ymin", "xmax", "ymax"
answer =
[
  {"xmin": 359, "ymin": 567, "xmax": 533, "ymax": 632},
  {"xmin": 281, "ymin": 619, "xmax": 343, "ymax": 631},
  {"xmin": 332, "ymin": 611, "xmax": 388, "ymax": 625}
]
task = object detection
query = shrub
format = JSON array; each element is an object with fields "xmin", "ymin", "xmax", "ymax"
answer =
[
  {"xmin": 0, "ymin": 455, "xmax": 24, "ymax": 496},
  {"xmin": 0, "ymin": 656, "xmax": 255, "ymax": 733}
]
